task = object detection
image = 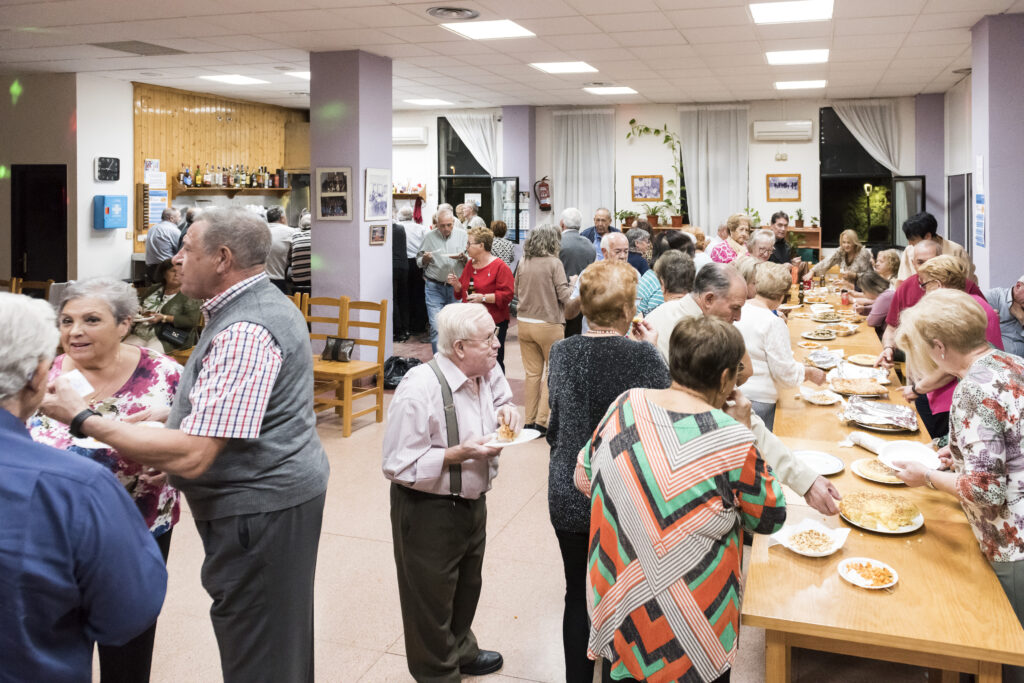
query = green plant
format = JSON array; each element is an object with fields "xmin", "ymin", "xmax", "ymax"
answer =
[
  {"xmin": 743, "ymin": 206, "xmax": 762, "ymax": 227},
  {"xmin": 810, "ymin": 216, "xmax": 819, "ymax": 226},
  {"xmin": 794, "ymin": 208, "xmax": 805, "ymax": 220},
  {"xmin": 786, "ymin": 231, "xmax": 805, "ymax": 250},
  {"xmin": 627, "ymin": 118, "xmax": 687, "ymax": 220},
  {"xmin": 615, "ymin": 208, "xmax": 639, "ymax": 221},
  {"xmin": 662, "ymin": 178, "xmax": 680, "ymax": 215}
]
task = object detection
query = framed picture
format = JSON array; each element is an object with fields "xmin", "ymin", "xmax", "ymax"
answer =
[
  {"xmin": 369, "ymin": 223, "xmax": 387, "ymax": 246},
  {"xmin": 317, "ymin": 167, "xmax": 351, "ymax": 221},
  {"xmin": 631, "ymin": 175, "xmax": 663, "ymax": 201},
  {"xmin": 766, "ymin": 173, "xmax": 801, "ymax": 202},
  {"xmin": 364, "ymin": 168, "xmax": 391, "ymax": 221}
]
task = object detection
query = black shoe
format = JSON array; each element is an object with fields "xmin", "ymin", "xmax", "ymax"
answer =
[
  {"xmin": 523, "ymin": 422, "xmax": 536, "ymax": 431},
  {"xmin": 460, "ymin": 650, "xmax": 503, "ymax": 676},
  {"xmin": 534, "ymin": 424, "xmax": 547, "ymax": 437}
]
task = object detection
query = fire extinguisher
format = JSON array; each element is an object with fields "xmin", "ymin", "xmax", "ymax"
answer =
[{"xmin": 534, "ymin": 176, "xmax": 552, "ymax": 212}]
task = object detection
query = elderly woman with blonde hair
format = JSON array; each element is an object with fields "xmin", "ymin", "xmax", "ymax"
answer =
[
  {"xmin": 808, "ymin": 229, "xmax": 874, "ymax": 281},
  {"xmin": 900, "ymin": 255, "xmax": 1003, "ymax": 438},
  {"xmin": 893, "ymin": 289, "xmax": 1024, "ymax": 678},
  {"xmin": 545, "ymin": 260, "xmax": 668, "ymax": 683},
  {"xmin": 708, "ymin": 212, "xmax": 752, "ymax": 264}
]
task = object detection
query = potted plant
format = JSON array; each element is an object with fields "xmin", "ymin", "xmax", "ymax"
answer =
[
  {"xmin": 744, "ymin": 207, "xmax": 762, "ymax": 228},
  {"xmin": 640, "ymin": 203, "xmax": 663, "ymax": 227},
  {"xmin": 627, "ymin": 118, "xmax": 688, "ymax": 224},
  {"xmin": 662, "ymin": 179, "xmax": 684, "ymax": 226},
  {"xmin": 810, "ymin": 216, "xmax": 819, "ymax": 227},
  {"xmin": 794, "ymin": 208, "xmax": 805, "ymax": 228},
  {"xmin": 615, "ymin": 209, "xmax": 639, "ymax": 228}
]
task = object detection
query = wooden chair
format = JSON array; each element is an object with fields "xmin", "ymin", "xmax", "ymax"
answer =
[
  {"xmin": 16, "ymin": 278, "xmax": 55, "ymax": 300},
  {"xmin": 291, "ymin": 291, "xmax": 309, "ymax": 315},
  {"xmin": 0, "ymin": 278, "xmax": 16, "ymax": 292},
  {"xmin": 312, "ymin": 298, "xmax": 388, "ymax": 437}
]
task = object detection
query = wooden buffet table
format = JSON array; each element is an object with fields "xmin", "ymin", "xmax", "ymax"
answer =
[{"xmin": 740, "ymin": 293, "xmax": 1024, "ymax": 682}]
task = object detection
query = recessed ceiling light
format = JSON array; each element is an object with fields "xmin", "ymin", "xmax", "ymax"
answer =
[
  {"xmin": 200, "ymin": 74, "xmax": 269, "ymax": 85},
  {"xmin": 750, "ymin": 0, "xmax": 833, "ymax": 24},
  {"xmin": 766, "ymin": 48, "xmax": 829, "ymax": 65},
  {"xmin": 427, "ymin": 6, "xmax": 480, "ymax": 20},
  {"xmin": 404, "ymin": 98, "xmax": 453, "ymax": 106},
  {"xmin": 284, "ymin": 71, "xmax": 310, "ymax": 80},
  {"xmin": 440, "ymin": 19, "xmax": 534, "ymax": 40},
  {"xmin": 529, "ymin": 61, "xmax": 597, "ymax": 74},
  {"xmin": 584, "ymin": 86, "xmax": 637, "ymax": 95},
  {"xmin": 775, "ymin": 79, "xmax": 827, "ymax": 89}
]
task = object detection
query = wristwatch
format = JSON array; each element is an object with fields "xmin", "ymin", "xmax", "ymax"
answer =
[
  {"xmin": 69, "ymin": 408, "xmax": 102, "ymax": 439},
  {"xmin": 925, "ymin": 470, "xmax": 936, "ymax": 490}
]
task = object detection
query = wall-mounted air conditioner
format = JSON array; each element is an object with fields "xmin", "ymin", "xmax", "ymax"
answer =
[
  {"xmin": 752, "ymin": 120, "xmax": 813, "ymax": 142},
  {"xmin": 393, "ymin": 127, "xmax": 429, "ymax": 146}
]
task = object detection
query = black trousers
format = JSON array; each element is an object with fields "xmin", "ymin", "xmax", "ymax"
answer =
[
  {"xmin": 915, "ymin": 394, "xmax": 950, "ymax": 439},
  {"xmin": 97, "ymin": 528, "xmax": 173, "ymax": 683},
  {"xmin": 496, "ymin": 319, "xmax": 509, "ymax": 374},
  {"xmin": 390, "ymin": 484, "xmax": 486, "ymax": 683},
  {"xmin": 393, "ymin": 267, "xmax": 410, "ymax": 336},
  {"xmin": 602, "ymin": 658, "xmax": 730, "ymax": 683},
  {"xmin": 555, "ymin": 529, "xmax": 594, "ymax": 683},
  {"xmin": 408, "ymin": 258, "xmax": 428, "ymax": 333},
  {"xmin": 564, "ymin": 314, "xmax": 583, "ymax": 338}
]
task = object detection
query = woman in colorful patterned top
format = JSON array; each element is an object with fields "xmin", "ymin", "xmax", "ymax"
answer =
[
  {"xmin": 894, "ymin": 290, "xmax": 1024, "ymax": 653},
  {"xmin": 708, "ymin": 213, "xmax": 752, "ymax": 264},
  {"xmin": 29, "ymin": 277, "xmax": 181, "ymax": 683},
  {"xmin": 807, "ymin": 228, "xmax": 874, "ymax": 281},
  {"xmin": 575, "ymin": 316, "xmax": 786, "ymax": 683}
]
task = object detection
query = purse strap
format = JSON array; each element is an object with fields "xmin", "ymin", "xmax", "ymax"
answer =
[{"xmin": 427, "ymin": 359, "xmax": 461, "ymax": 495}]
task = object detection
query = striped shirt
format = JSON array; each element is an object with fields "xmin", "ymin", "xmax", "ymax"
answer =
[
  {"xmin": 179, "ymin": 273, "xmax": 283, "ymax": 439},
  {"xmin": 290, "ymin": 230, "xmax": 311, "ymax": 287}
]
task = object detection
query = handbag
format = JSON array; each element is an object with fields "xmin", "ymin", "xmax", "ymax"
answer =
[
  {"xmin": 383, "ymin": 356, "xmax": 422, "ymax": 389},
  {"xmin": 156, "ymin": 324, "xmax": 190, "ymax": 347},
  {"xmin": 321, "ymin": 336, "xmax": 356, "ymax": 362}
]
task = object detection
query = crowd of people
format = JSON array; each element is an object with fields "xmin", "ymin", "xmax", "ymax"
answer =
[{"xmin": 3, "ymin": 200, "xmax": 1024, "ymax": 683}]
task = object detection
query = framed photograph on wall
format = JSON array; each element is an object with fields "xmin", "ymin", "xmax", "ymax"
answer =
[
  {"xmin": 369, "ymin": 224, "xmax": 387, "ymax": 246},
  {"xmin": 766, "ymin": 173, "xmax": 801, "ymax": 202},
  {"xmin": 364, "ymin": 168, "xmax": 391, "ymax": 221},
  {"xmin": 317, "ymin": 167, "xmax": 351, "ymax": 221},
  {"xmin": 631, "ymin": 175, "xmax": 663, "ymax": 202}
]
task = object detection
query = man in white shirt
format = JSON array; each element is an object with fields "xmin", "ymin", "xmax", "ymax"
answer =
[
  {"xmin": 145, "ymin": 207, "xmax": 182, "ymax": 283},
  {"xmin": 264, "ymin": 206, "xmax": 297, "ymax": 294},
  {"xmin": 896, "ymin": 211, "xmax": 975, "ymax": 282}
]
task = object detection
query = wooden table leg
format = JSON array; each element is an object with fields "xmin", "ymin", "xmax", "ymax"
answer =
[
  {"xmin": 765, "ymin": 630, "xmax": 791, "ymax": 683},
  {"xmin": 978, "ymin": 661, "xmax": 1002, "ymax": 683},
  {"xmin": 928, "ymin": 669, "xmax": 958, "ymax": 683}
]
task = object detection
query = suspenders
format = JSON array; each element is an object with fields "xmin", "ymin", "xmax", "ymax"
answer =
[{"xmin": 427, "ymin": 359, "xmax": 462, "ymax": 496}]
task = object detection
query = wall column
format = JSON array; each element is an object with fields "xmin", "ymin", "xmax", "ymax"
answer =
[
  {"xmin": 971, "ymin": 13, "xmax": 1024, "ymax": 288},
  {"xmin": 914, "ymin": 93, "xmax": 944, "ymax": 232},
  {"xmin": 309, "ymin": 50, "xmax": 393, "ymax": 355},
  {"xmin": 501, "ymin": 105, "xmax": 536, "ymax": 243}
]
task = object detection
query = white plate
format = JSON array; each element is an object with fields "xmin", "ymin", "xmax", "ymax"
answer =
[
  {"xmin": 794, "ymin": 449, "xmax": 845, "ymax": 476},
  {"xmin": 483, "ymin": 427, "xmax": 541, "ymax": 448},
  {"xmin": 838, "ymin": 557, "xmax": 899, "ymax": 589},
  {"xmin": 799, "ymin": 386, "xmax": 843, "ymax": 406},
  {"xmin": 771, "ymin": 519, "xmax": 850, "ymax": 557},
  {"xmin": 810, "ymin": 303, "xmax": 834, "ymax": 314},
  {"xmin": 840, "ymin": 510, "xmax": 924, "ymax": 534},
  {"xmin": 878, "ymin": 441, "xmax": 941, "ymax": 471},
  {"xmin": 778, "ymin": 303, "xmax": 802, "ymax": 311},
  {"xmin": 812, "ymin": 315, "xmax": 843, "ymax": 324},
  {"xmin": 802, "ymin": 330, "xmax": 836, "ymax": 341},
  {"xmin": 851, "ymin": 458, "xmax": 904, "ymax": 485},
  {"xmin": 853, "ymin": 420, "xmax": 917, "ymax": 433},
  {"xmin": 827, "ymin": 364, "xmax": 891, "ymax": 385}
]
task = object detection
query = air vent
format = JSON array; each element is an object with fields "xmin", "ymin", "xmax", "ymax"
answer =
[
  {"xmin": 426, "ymin": 7, "xmax": 480, "ymax": 20},
  {"xmin": 91, "ymin": 41, "xmax": 185, "ymax": 56}
]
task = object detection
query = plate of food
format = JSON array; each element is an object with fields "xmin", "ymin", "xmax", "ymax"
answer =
[
  {"xmin": 779, "ymin": 303, "xmax": 802, "ymax": 311},
  {"xmin": 812, "ymin": 312, "xmax": 842, "ymax": 323},
  {"xmin": 830, "ymin": 377, "xmax": 889, "ymax": 396},
  {"xmin": 847, "ymin": 353, "xmax": 879, "ymax": 366},
  {"xmin": 797, "ymin": 340, "xmax": 822, "ymax": 349},
  {"xmin": 802, "ymin": 329, "xmax": 837, "ymax": 341},
  {"xmin": 794, "ymin": 449, "xmax": 845, "ymax": 475},
  {"xmin": 831, "ymin": 323, "xmax": 860, "ymax": 336},
  {"xmin": 799, "ymin": 386, "xmax": 843, "ymax": 406},
  {"xmin": 805, "ymin": 295, "xmax": 828, "ymax": 304},
  {"xmin": 839, "ymin": 491, "xmax": 923, "ymax": 533},
  {"xmin": 806, "ymin": 349, "xmax": 840, "ymax": 369},
  {"xmin": 878, "ymin": 441, "xmax": 941, "ymax": 471},
  {"xmin": 838, "ymin": 557, "xmax": 898, "ymax": 590},
  {"xmin": 483, "ymin": 426, "xmax": 541, "ymax": 448},
  {"xmin": 827, "ymin": 363, "xmax": 890, "ymax": 385},
  {"xmin": 851, "ymin": 457, "xmax": 904, "ymax": 484},
  {"xmin": 772, "ymin": 519, "xmax": 850, "ymax": 557}
]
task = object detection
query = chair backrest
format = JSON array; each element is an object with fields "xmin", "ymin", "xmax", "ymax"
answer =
[
  {"xmin": 341, "ymin": 299, "xmax": 388, "ymax": 366},
  {"xmin": 18, "ymin": 279, "xmax": 54, "ymax": 300},
  {"xmin": 0, "ymin": 278, "xmax": 16, "ymax": 293},
  {"xmin": 306, "ymin": 295, "xmax": 348, "ymax": 342},
  {"xmin": 291, "ymin": 291, "xmax": 309, "ymax": 315}
]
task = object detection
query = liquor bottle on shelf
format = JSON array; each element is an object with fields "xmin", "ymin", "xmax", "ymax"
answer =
[
  {"xmin": 178, "ymin": 165, "xmax": 185, "ymax": 185},
  {"xmin": 182, "ymin": 165, "xmax": 192, "ymax": 187},
  {"xmin": 221, "ymin": 166, "xmax": 229, "ymax": 187},
  {"xmin": 250, "ymin": 167, "xmax": 258, "ymax": 188}
]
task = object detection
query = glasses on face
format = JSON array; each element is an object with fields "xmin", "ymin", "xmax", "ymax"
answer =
[
  {"xmin": 918, "ymin": 279, "xmax": 938, "ymax": 291},
  {"xmin": 609, "ymin": 247, "xmax": 629, "ymax": 257},
  {"xmin": 459, "ymin": 329, "xmax": 499, "ymax": 345},
  {"xmin": 737, "ymin": 361, "xmax": 745, "ymax": 374},
  {"xmin": 755, "ymin": 246, "xmax": 772, "ymax": 257},
  {"xmin": 467, "ymin": 241, "xmax": 480, "ymax": 248}
]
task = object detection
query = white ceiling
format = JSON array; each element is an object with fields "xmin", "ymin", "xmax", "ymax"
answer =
[{"xmin": 1, "ymin": 0, "xmax": 1022, "ymax": 110}]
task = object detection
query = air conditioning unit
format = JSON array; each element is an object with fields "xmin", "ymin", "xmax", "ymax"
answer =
[
  {"xmin": 392, "ymin": 127, "xmax": 429, "ymax": 146},
  {"xmin": 752, "ymin": 119, "xmax": 813, "ymax": 142}
]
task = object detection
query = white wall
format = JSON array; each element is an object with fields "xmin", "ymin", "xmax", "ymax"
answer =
[
  {"xmin": 945, "ymin": 76, "xmax": 973, "ymax": 175},
  {"xmin": 615, "ymin": 104, "xmax": 679, "ymax": 223},
  {"xmin": 75, "ymin": 74, "xmax": 135, "ymax": 280}
]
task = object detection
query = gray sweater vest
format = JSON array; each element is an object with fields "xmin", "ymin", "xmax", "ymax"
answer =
[{"xmin": 167, "ymin": 277, "xmax": 330, "ymax": 520}]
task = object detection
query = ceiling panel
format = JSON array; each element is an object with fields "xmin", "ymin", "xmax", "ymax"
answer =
[{"xmin": 587, "ymin": 12, "xmax": 672, "ymax": 32}]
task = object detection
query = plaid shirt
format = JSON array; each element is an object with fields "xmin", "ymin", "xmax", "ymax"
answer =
[{"xmin": 179, "ymin": 273, "xmax": 283, "ymax": 439}]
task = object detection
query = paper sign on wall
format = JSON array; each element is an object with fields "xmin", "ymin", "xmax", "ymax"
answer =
[{"xmin": 974, "ymin": 155, "xmax": 986, "ymax": 248}]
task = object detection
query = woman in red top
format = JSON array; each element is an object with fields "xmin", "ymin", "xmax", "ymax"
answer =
[{"xmin": 447, "ymin": 226, "xmax": 515, "ymax": 371}]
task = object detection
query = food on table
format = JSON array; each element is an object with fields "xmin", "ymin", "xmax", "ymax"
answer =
[
  {"xmin": 853, "ymin": 457, "xmax": 903, "ymax": 484},
  {"xmin": 803, "ymin": 389, "xmax": 841, "ymax": 405},
  {"xmin": 813, "ymin": 311, "xmax": 841, "ymax": 322},
  {"xmin": 789, "ymin": 529, "xmax": 835, "ymax": 553},
  {"xmin": 803, "ymin": 329, "xmax": 837, "ymax": 340},
  {"xmin": 778, "ymin": 303, "xmax": 801, "ymax": 311},
  {"xmin": 798, "ymin": 341, "xmax": 822, "ymax": 349},
  {"xmin": 848, "ymin": 354, "xmax": 879, "ymax": 366},
  {"xmin": 846, "ymin": 561, "xmax": 896, "ymax": 587},
  {"xmin": 840, "ymin": 491, "xmax": 920, "ymax": 531},
  {"xmin": 496, "ymin": 421, "xmax": 518, "ymax": 442},
  {"xmin": 831, "ymin": 377, "xmax": 888, "ymax": 395},
  {"xmin": 805, "ymin": 295, "xmax": 827, "ymax": 303}
]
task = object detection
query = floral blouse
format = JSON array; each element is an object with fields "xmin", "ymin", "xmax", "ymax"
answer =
[
  {"xmin": 949, "ymin": 349, "xmax": 1024, "ymax": 562},
  {"xmin": 29, "ymin": 347, "xmax": 182, "ymax": 536},
  {"xmin": 709, "ymin": 238, "xmax": 746, "ymax": 264}
]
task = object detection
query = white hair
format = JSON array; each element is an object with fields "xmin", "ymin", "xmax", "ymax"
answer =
[
  {"xmin": 600, "ymin": 231, "xmax": 627, "ymax": 251},
  {"xmin": 59, "ymin": 277, "xmax": 139, "ymax": 323},
  {"xmin": 752, "ymin": 229, "xmax": 775, "ymax": 248},
  {"xmin": 298, "ymin": 213, "xmax": 312, "ymax": 230},
  {"xmin": 397, "ymin": 206, "xmax": 414, "ymax": 221},
  {"xmin": 560, "ymin": 207, "xmax": 583, "ymax": 230},
  {"xmin": 437, "ymin": 207, "xmax": 454, "ymax": 223},
  {"xmin": 0, "ymin": 293, "xmax": 59, "ymax": 402},
  {"xmin": 436, "ymin": 303, "xmax": 491, "ymax": 357},
  {"xmin": 467, "ymin": 216, "xmax": 486, "ymax": 229}
]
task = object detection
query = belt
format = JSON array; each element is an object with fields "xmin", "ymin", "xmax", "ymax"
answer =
[
  {"xmin": 425, "ymin": 276, "xmax": 451, "ymax": 286},
  {"xmin": 392, "ymin": 482, "xmax": 482, "ymax": 502}
]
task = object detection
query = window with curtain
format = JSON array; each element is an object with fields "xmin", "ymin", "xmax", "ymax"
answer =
[
  {"xmin": 677, "ymin": 105, "xmax": 748, "ymax": 233},
  {"xmin": 552, "ymin": 109, "xmax": 615, "ymax": 224}
]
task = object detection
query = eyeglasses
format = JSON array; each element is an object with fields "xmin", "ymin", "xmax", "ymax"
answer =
[
  {"xmin": 459, "ymin": 329, "xmax": 498, "ymax": 345},
  {"xmin": 918, "ymin": 279, "xmax": 938, "ymax": 291},
  {"xmin": 737, "ymin": 361, "xmax": 745, "ymax": 374}
]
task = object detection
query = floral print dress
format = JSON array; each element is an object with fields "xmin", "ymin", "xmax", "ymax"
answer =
[
  {"xmin": 949, "ymin": 349, "xmax": 1024, "ymax": 561},
  {"xmin": 29, "ymin": 347, "xmax": 182, "ymax": 536}
]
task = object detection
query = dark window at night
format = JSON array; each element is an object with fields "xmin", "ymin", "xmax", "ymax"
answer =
[{"xmin": 437, "ymin": 117, "xmax": 487, "ymax": 177}]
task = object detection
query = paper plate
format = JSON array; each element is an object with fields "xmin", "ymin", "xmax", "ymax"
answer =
[
  {"xmin": 851, "ymin": 458, "xmax": 904, "ymax": 485},
  {"xmin": 483, "ymin": 428, "xmax": 541, "ymax": 448},
  {"xmin": 794, "ymin": 449, "xmax": 845, "ymax": 476},
  {"xmin": 772, "ymin": 519, "xmax": 850, "ymax": 557},
  {"xmin": 838, "ymin": 557, "xmax": 899, "ymax": 589},
  {"xmin": 878, "ymin": 441, "xmax": 941, "ymax": 471},
  {"xmin": 802, "ymin": 330, "xmax": 837, "ymax": 341}
]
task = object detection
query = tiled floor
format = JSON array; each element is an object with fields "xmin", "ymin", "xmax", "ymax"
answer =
[{"xmin": 138, "ymin": 326, "xmax": 942, "ymax": 682}]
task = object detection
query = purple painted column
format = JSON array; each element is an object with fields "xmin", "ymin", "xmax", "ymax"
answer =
[
  {"xmin": 501, "ymin": 105, "xmax": 536, "ymax": 242},
  {"xmin": 914, "ymin": 93, "xmax": 945, "ymax": 232},
  {"xmin": 309, "ymin": 50, "xmax": 393, "ymax": 357},
  {"xmin": 971, "ymin": 14, "xmax": 1024, "ymax": 289}
]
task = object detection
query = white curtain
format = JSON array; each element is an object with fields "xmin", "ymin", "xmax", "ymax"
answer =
[
  {"xmin": 832, "ymin": 100, "xmax": 904, "ymax": 175},
  {"xmin": 445, "ymin": 112, "xmax": 498, "ymax": 176},
  {"xmin": 552, "ymin": 109, "xmax": 615, "ymax": 222},
  {"xmin": 678, "ymin": 105, "xmax": 748, "ymax": 231}
]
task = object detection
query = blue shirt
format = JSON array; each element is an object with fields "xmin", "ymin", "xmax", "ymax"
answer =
[
  {"xmin": 0, "ymin": 408, "xmax": 167, "ymax": 682},
  {"xmin": 986, "ymin": 287, "xmax": 1024, "ymax": 358}
]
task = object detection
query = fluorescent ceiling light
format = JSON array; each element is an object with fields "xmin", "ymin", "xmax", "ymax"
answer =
[
  {"xmin": 529, "ymin": 61, "xmax": 597, "ymax": 74},
  {"xmin": 199, "ymin": 74, "xmax": 269, "ymax": 85},
  {"xmin": 775, "ymin": 79, "xmax": 827, "ymax": 89},
  {"xmin": 404, "ymin": 98, "xmax": 453, "ymax": 106},
  {"xmin": 283, "ymin": 71, "xmax": 310, "ymax": 80},
  {"xmin": 584, "ymin": 86, "xmax": 637, "ymax": 95},
  {"xmin": 440, "ymin": 19, "xmax": 535, "ymax": 40},
  {"xmin": 766, "ymin": 49, "xmax": 829, "ymax": 65},
  {"xmin": 750, "ymin": 0, "xmax": 833, "ymax": 24}
]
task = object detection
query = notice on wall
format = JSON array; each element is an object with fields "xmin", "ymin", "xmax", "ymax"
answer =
[
  {"xmin": 149, "ymin": 189, "xmax": 168, "ymax": 227},
  {"xmin": 974, "ymin": 155, "xmax": 986, "ymax": 248},
  {"xmin": 464, "ymin": 192, "xmax": 481, "ymax": 208},
  {"xmin": 144, "ymin": 170, "xmax": 166, "ymax": 189},
  {"xmin": 144, "ymin": 159, "xmax": 160, "ymax": 172}
]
